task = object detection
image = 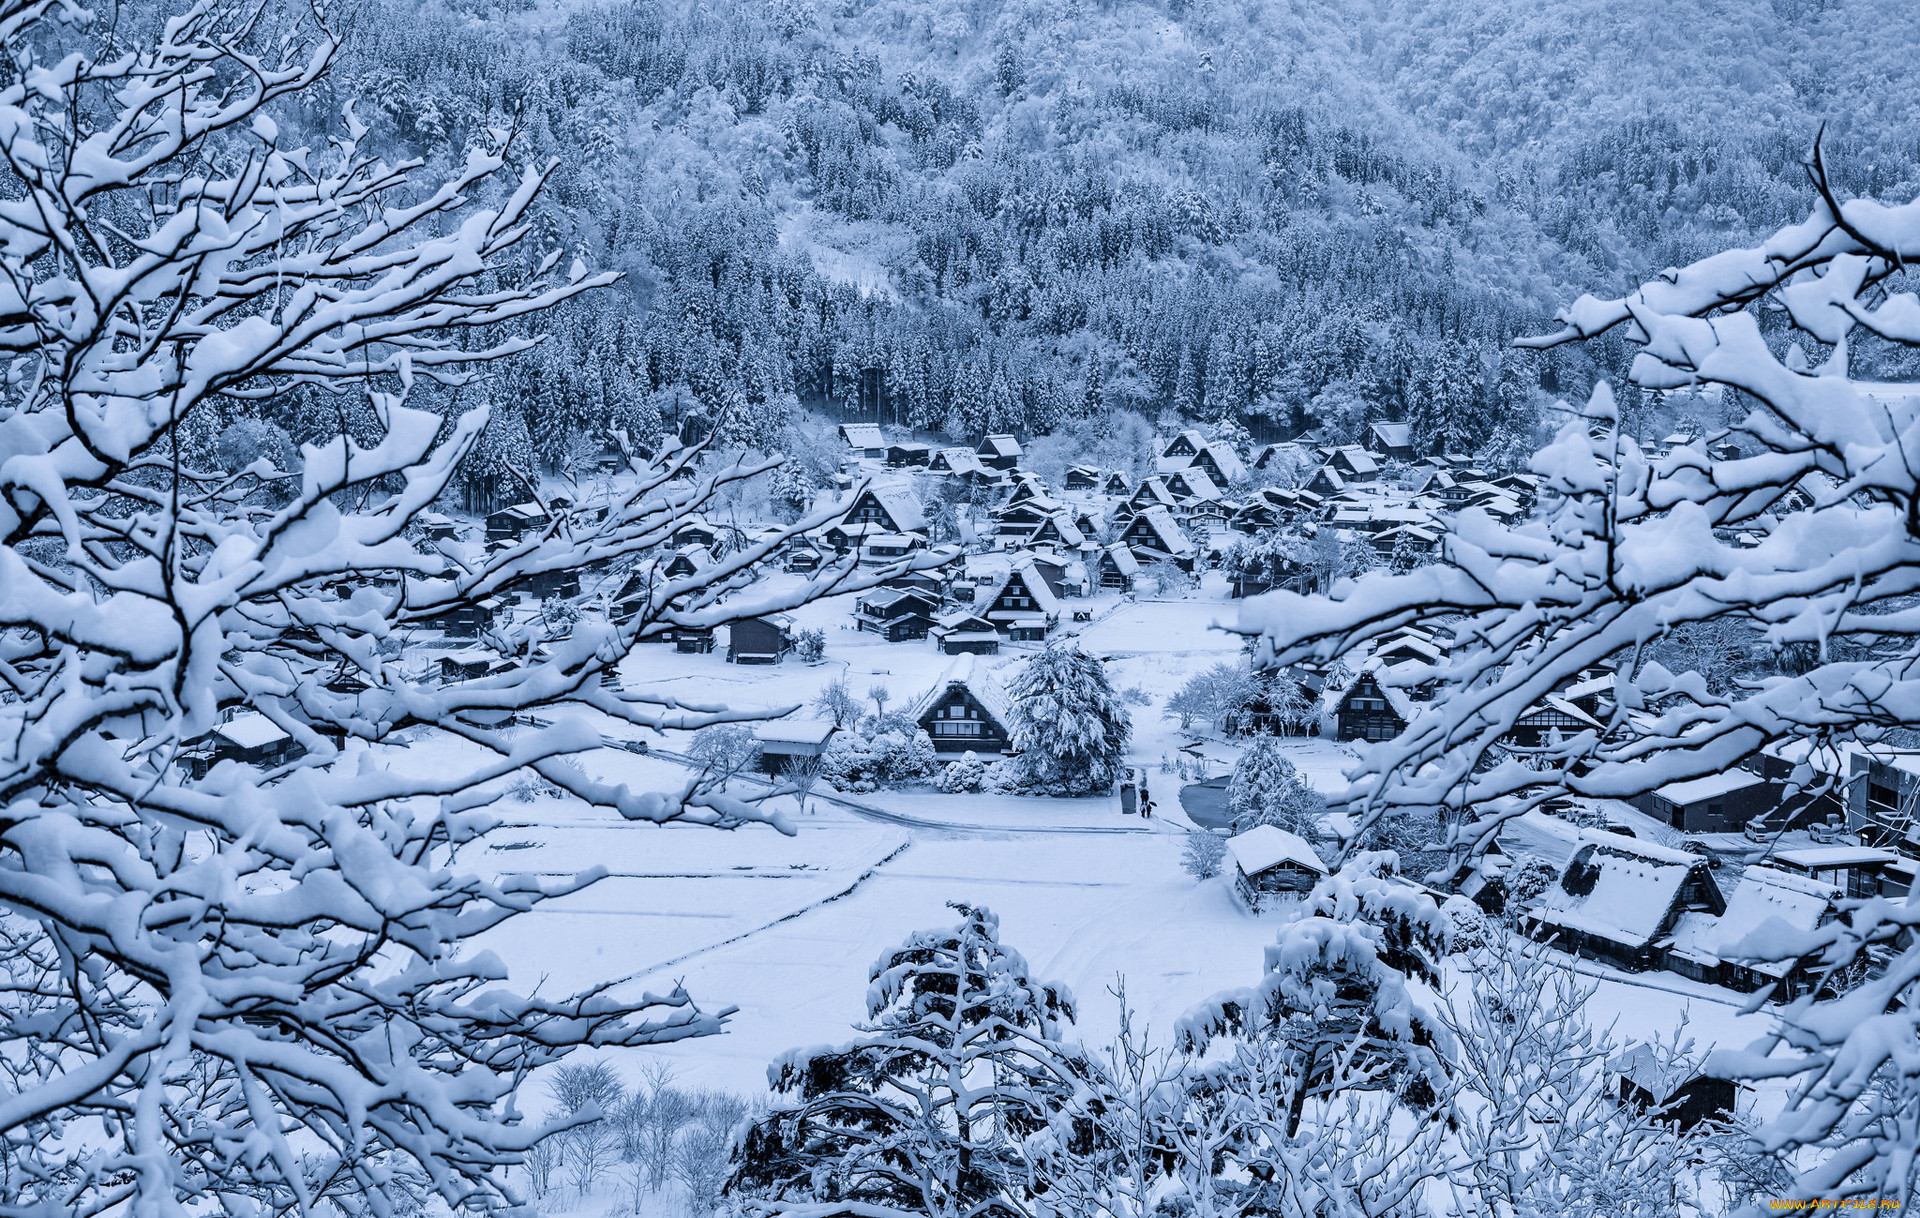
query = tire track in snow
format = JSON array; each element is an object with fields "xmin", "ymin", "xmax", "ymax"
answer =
[{"xmin": 615, "ymin": 839, "xmax": 914, "ymax": 983}]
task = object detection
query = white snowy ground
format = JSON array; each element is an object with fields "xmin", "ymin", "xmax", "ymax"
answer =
[{"xmin": 379, "ymin": 583, "xmax": 1783, "ymax": 1112}]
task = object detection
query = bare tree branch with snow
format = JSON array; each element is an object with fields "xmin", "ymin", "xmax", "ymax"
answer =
[
  {"xmin": 0, "ymin": 3, "xmax": 932, "ymax": 1212},
  {"xmin": 1235, "ymin": 159, "xmax": 1920, "ymax": 1209}
]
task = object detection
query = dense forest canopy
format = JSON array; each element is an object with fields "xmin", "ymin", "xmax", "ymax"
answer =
[{"xmin": 111, "ymin": 0, "xmax": 1920, "ymax": 493}]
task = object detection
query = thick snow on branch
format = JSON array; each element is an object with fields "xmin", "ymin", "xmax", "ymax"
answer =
[
  {"xmin": 1237, "ymin": 175, "xmax": 1920, "ymax": 1206},
  {"xmin": 0, "ymin": 4, "xmax": 932, "ymax": 1212}
]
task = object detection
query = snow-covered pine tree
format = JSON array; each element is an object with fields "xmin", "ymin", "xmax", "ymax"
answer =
[
  {"xmin": 0, "ymin": 4, "xmax": 930, "ymax": 1211},
  {"xmin": 1004, "ymin": 643, "xmax": 1133, "ymax": 795},
  {"xmin": 727, "ymin": 904, "xmax": 1108, "ymax": 1218},
  {"xmin": 1226, "ymin": 736, "xmax": 1325, "ymax": 836},
  {"xmin": 1234, "ymin": 161, "xmax": 1920, "ymax": 1207},
  {"xmin": 1179, "ymin": 855, "xmax": 1454, "ymax": 1136}
]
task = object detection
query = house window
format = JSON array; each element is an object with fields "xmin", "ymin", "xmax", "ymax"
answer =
[{"xmin": 1870, "ymin": 782, "xmax": 1901, "ymax": 811}]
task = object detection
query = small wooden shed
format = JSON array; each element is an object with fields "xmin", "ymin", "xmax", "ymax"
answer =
[{"xmin": 1227, "ymin": 826, "xmax": 1328, "ymax": 913}]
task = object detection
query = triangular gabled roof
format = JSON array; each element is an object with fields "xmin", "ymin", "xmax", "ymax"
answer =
[
  {"xmin": 1535, "ymin": 830, "xmax": 1723, "ymax": 949},
  {"xmin": 1128, "ymin": 505, "xmax": 1194, "ymax": 557},
  {"xmin": 1369, "ymin": 421, "xmax": 1411, "ymax": 450},
  {"xmin": 983, "ymin": 555, "xmax": 1064, "ymax": 617},
  {"xmin": 842, "ymin": 486, "xmax": 928, "ymax": 534},
  {"xmin": 1199, "ymin": 441, "xmax": 1246, "ymax": 486},
  {"xmin": 905, "ymin": 653, "xmax": 1014, "ymax": 730}
]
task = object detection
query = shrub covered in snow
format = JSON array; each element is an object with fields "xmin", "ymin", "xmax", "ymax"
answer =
[
  {"xmin": 1182, "ymin": 831, "xmax": 1229, "ymax": 880},
  {"xmin": 820, "ymin": 728, "xmax": 938, "ymax": 792},
  {"xmin": 1506, "ymin": 858, "xmax": 1562, "ymax": 906},
  {"xmin": 1441, "ymin": 895, "xmax": 1490, "ymax": 953},
  {"xmin": 1226, "ymin": 736, "xmax": 1324, "ymax": 835},
  {"xmin": 729, "ymin": 905, "xmax": 1104, "ymax": 1213},
  {"xmin": 939, "ymin": 749, "xmax": 990, "ymax": 792}
]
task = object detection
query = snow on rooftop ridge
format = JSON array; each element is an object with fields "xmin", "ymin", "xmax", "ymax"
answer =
[
  {"xmin": 1227, "ymin": 825, "xmax": 1327, "ymax": 877},
  {"xmin": 753, "ymin": 718, "xmax": 837, "ymax": 746},
  {"xmin": 1570, "ymin": 827, "xmax": 1701, "ymax": 867},
  {"xmin": 1653, "ymin": 769, "xmax": 1769, "ymax": 804}
]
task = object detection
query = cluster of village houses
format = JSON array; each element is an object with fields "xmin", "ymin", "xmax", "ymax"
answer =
[{"xmin": 169, "ymin": 415, "xmax": 1920, "ymax": 1012}]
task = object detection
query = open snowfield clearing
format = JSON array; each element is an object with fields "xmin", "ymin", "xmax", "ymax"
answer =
[
  {"xmin": 461, "ymin": 770, "xmax": 1783, "ymax": 1105},
  {"xmin": 391, "ymin": 591, "xmax": 1785, "ymax": 1107}
]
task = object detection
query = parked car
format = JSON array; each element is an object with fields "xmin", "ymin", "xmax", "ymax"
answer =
[{"xmin": 1680, "ymin": 839, "xmax": 1723, "ymax": 869}]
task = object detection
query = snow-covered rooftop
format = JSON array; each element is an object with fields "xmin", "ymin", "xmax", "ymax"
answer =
[
  {"xmin": 754, "ymin": 718, "xmax": 837, "ymax": 746},
  {"xmin": 1227, "ymin": 826, "xmax": 1326, "ymax": 878},
  {"xmin": 214, "ymin": 713, "xmax": 290, "ymax": 750},
  {"xmin": 1772, "ymin": 845, "xmax": 1899, "ymax": 869},
  {"xmin": 1654, "ymin": 770, "xmax": 1769, "ymax": 804},
  {"xmin": 1671, "ymin": 866, "xmax": 1839, "ymax": 978}
]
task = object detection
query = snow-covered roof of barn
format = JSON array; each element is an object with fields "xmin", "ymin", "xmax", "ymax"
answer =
[
  {"xmin": 1535, "ymin": 830, "xmax": 1710, "ymax": 947},
  {"xmin": 214, "ymin": 712, "xmax": 290, "ymax": 749},
  {"xmin": 1003, "ymin": 556, "xmax": 1063, "ymax": 615},
  {"xmin": 1202, "ymin": 442, "xmax": 1246, "ymax": 485},
  {"xmin": 754, "ymin": 718, "xmax": 838, "ymax": 746},
  {"xmin": 1669, "ymin": 866, "xmax": 1838, "ymax": 977},
  {"xmin": 1370, "ymin": 421, "xmax": 1411, "ymax": 449},
  {"xmin": 1132, "ymin": 505, "xmax": 1194, "ymax": 555},
  {"xmin": 1654, "ymin": 770, "xmax": 1769, "ymax": 804},
  {"xmin": 1170, "ymin": 466, "xmax": 1223, "ymax": 500},
  {"xmin": 936, "ymin": 447, "xmax": 987, "ymax": 474},
  {"xmin": 905, "ymin": 653, "xmax": 1014, "ymax": 728},
  {"xmin": 979, "ymin": 433, "xmax": 1023, "ymax": 457},
  {"xmin": 839, "ymin": 422, "xmax": 886, "ymax": 448},
  {"xmin": 1228, "ymin": 826, "xmax": 1328, "ymax": 878}
]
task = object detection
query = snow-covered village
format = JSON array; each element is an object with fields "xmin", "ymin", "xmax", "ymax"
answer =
[{"xmin": 12, "ymin": 1, "xmax": 1920, "ymax": 1216}]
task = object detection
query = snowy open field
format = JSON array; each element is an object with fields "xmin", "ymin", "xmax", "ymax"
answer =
[{"xmin": 374, "ymin": 584, "xmax": 1797, "ymax": 1112}]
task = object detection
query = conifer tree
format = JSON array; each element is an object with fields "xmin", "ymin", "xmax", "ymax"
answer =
[
  {"xmin": 728, "ymin": 905, "xmax": 1106, "ymax": 1218},
  {"xmin": 1005, "ymin": 644, "xmax": 1133, "ymax": 795}
]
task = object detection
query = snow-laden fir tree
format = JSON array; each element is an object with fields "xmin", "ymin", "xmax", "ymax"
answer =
[
  {"xmin": 1225, "ymin": 735, "xmax": 1325, "ymax": 836},
  {"xmin": 1234, "ymin": 158, "xmax": 1920, "ymax": 1207},
  {"xmin": 1003, "ymin": 644, "xmax": 1132, "ymax": 795},
  {"xmin": 1179, "ymin": 855, "xmax": 1454, "ymax": 1137},
  {"xmin": 726, "ymin": 904, "xmax": 1108, "ymax": 1218},
  {"xmin": 0, "ymin": 3, "xmax": 928, "ymax": 1211}
]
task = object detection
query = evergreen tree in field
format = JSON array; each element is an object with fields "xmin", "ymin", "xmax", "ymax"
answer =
[
  {"xmin": 1005, "ymin": 644, "xmax": 1133, "ymax": 795},
  {"xmin": 1179, "ymin": 856, "xmax": 1455, "ymax": 1136},
  {"xmin": 727, "ymin": 905, "xmax": 1107, "ymax": 1218},
  {"xmin": 1226, "ymin": 736, "xmax": 1325, "ymax": 836}
]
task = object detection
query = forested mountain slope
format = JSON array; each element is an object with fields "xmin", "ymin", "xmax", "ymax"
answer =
[{"xmin": 222, "ymin": 0, "xmax": 1920, "ymax": 497}]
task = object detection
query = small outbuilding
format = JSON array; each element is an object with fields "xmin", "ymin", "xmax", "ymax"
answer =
[
  {"xmin": 1608, "ymin": 1045, "xmax": 1737, "ymax": 1133},
  {"xmin": 1226, "ymin": 826, "xmax": 1329, "ymax": 913},
  {"xmin": 930, "ymin": 610, "xmax": 1002, "ymax": 655},
  {"xmin": 1633, "ymin": 769, "xmax": 1778, "ymax": 834},
  {"xmin": 886, "ymin": 441, "xmax": 932, "ymax": 468},
  {"xmin": 728, "ymin": 614, "xmax": 794, "ymax": 664},
  {"xmin": 838, "ymin": 422, "xmax": 886, "ymax": 457},
  {"xmin": 977, "ymin": 433, "xmax": 1023, "ymax": 470},
  {"xmin": 753, "ymin": 718, "xmax": 838, "ymax": 776}
]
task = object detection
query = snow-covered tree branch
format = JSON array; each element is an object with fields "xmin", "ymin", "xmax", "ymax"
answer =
[
  {"xmin": 1235, "ymin": 162, "xmax": 1920, "ymax": 1208},
  {"xmin": 0, "ymin": 3, "xmax": 926, "ymax": 1212}
]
